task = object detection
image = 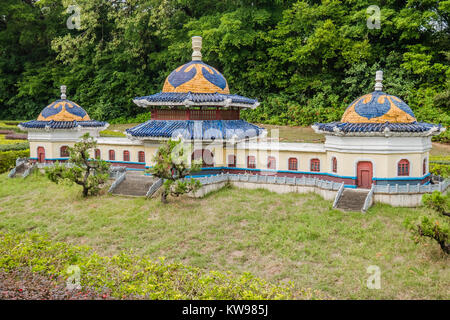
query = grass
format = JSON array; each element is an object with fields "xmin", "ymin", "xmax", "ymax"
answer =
[{"xmin": 0, "ymin": 172, "xmax": 448, "ymax": 299}]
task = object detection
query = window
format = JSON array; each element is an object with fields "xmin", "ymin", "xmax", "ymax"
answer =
[
  {"xmin": 332, "ymin": 157, "xmax": 337, "ymax": 173},
  {"xmin": 123, "ymin": 150, "xmax": 130, "ymax": 162},
  {"xmin": 247, "ymin": 156, "xmax": 256, "ymax": 169},
  {"xmin": 138, "ymin": 151, "xmax": 145, "ymax": 163},
  {"xmin": 109, "ymin": 150, "xmax": 115, "ymax": 161},
  {"xmin": 310, "ymin": 159, "xmax": 320, "ymax": 172},
  {"xmin": 60, "ymin": 146, "xmax": 69, "ymax": 157},
  {"xmin": 423, "ymin": 158, "xmax": 427, "ymax": 175},
  {"xmin": 288, "ymin": 158, "xmax": 298, "ymax": 171},
  {"xmin": 267, "ymin": 156, "xmax": 276, "ymax": 170},
  {"xmin": 228, "ymin": 155, "xmax": 236, "ymax": 167},
  {"xmin": 94, "ymin": 149, "xmax": 101, "ymax": 159},
  {"xmin": 398, "ymin": 159, "xmax": 410, "ymax": 176}
]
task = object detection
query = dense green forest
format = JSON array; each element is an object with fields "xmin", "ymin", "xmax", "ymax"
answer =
[{"xmin": 0, "ymin": 0, "xmax": 449, "ymax": 129}]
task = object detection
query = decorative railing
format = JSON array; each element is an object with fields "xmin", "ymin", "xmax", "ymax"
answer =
[
  {"xmin": 362, "ymin": 184, "xmax": 375, "ymax": 213},
  {"xmin": 332, "ymin": 182, "xmax": 345, "ymax": 208},
  {"xmin": 373, "ymin": 180, "xmax": 450, "ymax": 194},
  {"xmin": 108, "ymin": 171, "xmax": 126, "ymax": 193},
  {"xmin": 192, "ymin": 173, "xmax": 450, "ymax": 196},
  {"xmin": 193, "ymin": 173, "xmax": 343, "ymax": 190},
  {"xmin": 146, "ymin": 178, "xmax": 164, "ymax": 198}
]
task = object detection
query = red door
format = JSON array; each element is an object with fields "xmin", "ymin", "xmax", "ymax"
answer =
[
  {"xmin": 37, "ymin": 147, "xmax": 45, "ymax": 163},
  {"xmin": 357, "ymin": 161, "xmax": 373, "ymax": 188}
]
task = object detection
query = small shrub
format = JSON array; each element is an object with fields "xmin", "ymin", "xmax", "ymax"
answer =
[
  {"xmin": 0, "ymin": 149, "xmax": 29, "ymax": 173},
  {"xmin": 0, "ymin": 232, "xmax": 314, "ymax": 299},
  {"xmin": 5, "ymin": 133, "xmax": 27, "ymax": 140},
  {"xmin": 0, "ymin": 142, "xmax": 29, "ymax": 152},
  {"xmin": 422, "ymin": 191, "xmax": 449, "ymax": 216}
]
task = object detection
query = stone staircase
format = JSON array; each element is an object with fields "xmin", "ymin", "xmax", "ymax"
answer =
[
  {"xmin": 111, "ymin": 174, "xmax": 156, "ymax": 197},
  {"xmin": 335, "ymin": 189, "xmax": 370, "ymax": 212}
]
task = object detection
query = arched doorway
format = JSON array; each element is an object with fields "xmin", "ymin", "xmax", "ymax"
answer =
[
  {"xmin": 37, "ymin": 147, "xmax": 45, "ymax": 163},
  {"xmin": 357, "ymin": 161, "xmax": 373, "ymax": 189},
  {"xmin": 192, "ymin": 149, "xmax": 214, "ymax": 167}
]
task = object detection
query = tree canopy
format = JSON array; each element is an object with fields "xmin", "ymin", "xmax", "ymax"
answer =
[{"xmin": 1, "ymin": 0, "xmax": 449, "ymax": 128}]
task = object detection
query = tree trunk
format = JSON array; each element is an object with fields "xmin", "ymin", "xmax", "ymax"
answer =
[
  {"xmin": 82, "ymin": 186, "xmax": 89, "ymax": 197},
  {"xmin": 161, "ymin": 191, "xmax": 168, "ymax": 204}
]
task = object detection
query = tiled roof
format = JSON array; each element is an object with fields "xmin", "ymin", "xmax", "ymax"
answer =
[
  {"xmin": 133, "ymin": 92, "xmax": 259, "ymax": 108},
  {"xmin": 19, "ymin": 120, "xmax": 107, "ymax": 129},
  {"xmin": 126, "ymin": 120, "xmax": 264, "ymax": 141},
  {"xmin": 313, "ymin": 121, "xmax": 441, "ymax": 133}
]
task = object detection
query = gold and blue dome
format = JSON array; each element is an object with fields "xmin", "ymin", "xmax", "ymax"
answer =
[
  {"xmin": 37, "ymin": 99, "xmax": 91, "ymax": 121},
  {"xmin": 312, "ymin": 71, "xmax": 445, "ymax": 136},
  {"xmin": 341, "ymin": 91, "xmax": 416, "ymax": 123},
  {"xmin": 133, "ymin": 36, "xmax": 259, "ymax": 109},
  {"xmin": 19, "ymin": 86, "xmax": 108, "ymax": 130},
  {"xmin": 162, "ymin": 61, "xmax": 229, "ymax": 94}
]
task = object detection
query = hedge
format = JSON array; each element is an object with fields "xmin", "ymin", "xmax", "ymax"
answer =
[
  {"xmin": 0, "ymin": 149, "xmax": 29, "ymax": 173},
  {"xmin": 0, "ymin": 232, "xmax": 320, "ymax": 300},
  {"xmin": 0, "ymin": 142, "xmax": 29, "ymax": 152}
]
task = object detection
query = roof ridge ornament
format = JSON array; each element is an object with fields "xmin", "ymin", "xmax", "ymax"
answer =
[
  {"xmin": 375, "ymin": 70, "xmax": 383, "ymax": 91},
  {"xmin": 60, "ymin": 85, "xmax": 67, "ymax": 99},
  {"xmin": 192, "ymin": 36, "xmax": 202, "ymax": 61}
]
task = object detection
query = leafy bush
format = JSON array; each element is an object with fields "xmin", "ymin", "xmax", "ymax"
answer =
[
  {"xmin": 422, "ymin": 191, "xmax": 449, "ymax": 216},
  {"xmin": 411, "ymin": 216, "xmax": 450, "ymax": 254},
  {"xmin": 0, "ymin": 142, "xmax": 29, "ymax": 152},
  {"xmin": 0, "ymin": 232, "xmax": 314, "ymax": 299},
  {"xmin": 0, "ymin": 149, "xmax": 29, "ymax": 173},
  {"xmin": 5, "ymin": 133, "xmax": 27, "ymax": 140},
  {"xmin": 429, "ymin": 156, "xmax": 450, "ymax": 178}
]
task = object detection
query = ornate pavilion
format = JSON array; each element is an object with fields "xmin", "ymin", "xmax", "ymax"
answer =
[{"xmin": 19, "ymin": 36, "xmax": 445, "ymax": 191}]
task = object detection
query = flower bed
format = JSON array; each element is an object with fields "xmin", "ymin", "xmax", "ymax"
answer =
[{"xmin": 0, "ymin": 232, "xmax": 317, "ymax": 300}]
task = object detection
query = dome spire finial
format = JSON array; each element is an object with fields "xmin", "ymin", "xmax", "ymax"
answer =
[
  {"xmin": 60, "ymin": 85, "xmax": 67, "ymax": 99},
  {"xmin": 375, "ymin": 70, "xmax": 383, "ymax": 91},
  {"xmin": 192, "ymin": 36, "xmax": 202, "ymax": 61}
]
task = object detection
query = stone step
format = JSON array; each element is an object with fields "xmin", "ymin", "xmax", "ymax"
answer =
[
  {"xmin": 336, "ymin": 189, "xmax": 369, "ymax": 212},
  {"xmin": 111, "ymin": 176, "xmax": 156, "ymax": 197}
]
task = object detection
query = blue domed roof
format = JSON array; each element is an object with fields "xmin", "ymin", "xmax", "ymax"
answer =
[
  {"xmin": 37, "ymin": 99, "xmax": 90, "ymax": 121},
  {"xmin": 341, "ymin": 91, "xmax": 416, "ymax": 123},
  {"xmin": 162, "ymin": 61, "xmax": 229, "ymax": 94}
]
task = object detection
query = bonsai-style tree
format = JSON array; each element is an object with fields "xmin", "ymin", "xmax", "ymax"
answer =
[
  {"xmin": 148, "ymin": 139, "xmax": 201, "ymax": 203},
  {"xmin": 46, "ymin": 133, "xmax": 110, "ymax": 197},
  {"xmin": 407, "ymin": 191, "xmax": 450, "ymax": 254}
]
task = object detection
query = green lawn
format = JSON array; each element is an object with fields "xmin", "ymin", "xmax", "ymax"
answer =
[{"xmin": 0, "ymin": 172, "xmax": 448, "ymax": 299}]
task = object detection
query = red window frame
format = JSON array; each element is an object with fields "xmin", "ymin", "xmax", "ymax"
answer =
[
  {"xmin": 138, "ymin": 151, "xmax": 145, "ymax": 163},
  {"xmin": 123, "ymin": 150, "xmax": 130, "ymax": 162},
  {"xmin": 94, "ymin": 149, "xmax": 101, "ymax": 159},
  {"xmin": 247, "ymin": 156, "xmax": 256, "ymax": 169},
  {"xmin": 423, "ymin": 158, "xmax": 427, "ymax": 175},
  {"xmin": 310, "ymin": 159, "xmax": 320, "ymax": 172},
  {"xmin": 267, "ymin": 156, "xmax": 276, "ymax": 170},
  {"xmin": 228, "ymin": 155, "xmax": 236, "ymax": 167},
  {"xmin": 288, "ymin": 157, "xmax": 298, "ymax": 171},
  {"xmin": 109, "ymin": 150, "xmax": 115, "ymax": 161},
  {"xmin": 332, "ymin": 157, "xmax": 337, "ymax": 173},
  {"xmin": 398, "ymin": 159, "xmax": 409, "ymax": 176},
  {"xmin": 60, "ymin": 146, "xmax": 69, "ymax": 157}
]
